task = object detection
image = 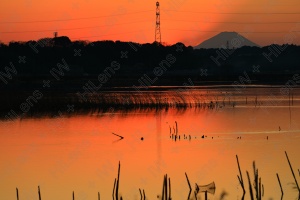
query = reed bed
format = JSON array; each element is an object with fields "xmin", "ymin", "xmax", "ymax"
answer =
[
  {"xmin": 1, "ymin": 87, "xmax": 298, "ymax": 120},
  {"xmin": 11, "ymin": 152, "xmax": 299, "ymax": 200},
  {"xmin": 236, "ymin": 152, "xmax": 300, "ymax": 200},
  {"xmin": 0, "ymin": 91, "xmax": 231, "ymax": 119}
]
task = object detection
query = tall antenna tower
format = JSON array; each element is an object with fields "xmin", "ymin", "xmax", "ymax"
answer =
[{"xmin": 155, "ymin": 2, "xmax": 161, "ymax": 44}]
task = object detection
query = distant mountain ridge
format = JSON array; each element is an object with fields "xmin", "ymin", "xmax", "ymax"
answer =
[{"xmin": 194, "ymin": 31, "xmax": 260, "ymax": 49}]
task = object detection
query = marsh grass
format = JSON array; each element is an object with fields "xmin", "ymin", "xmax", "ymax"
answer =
[
  {"xmin": 0, "ymin": 91, "xmax": 229, "ymax": 119},
  {"xmin": 12, "ymin": 153, "xmax": 300, "ymax": 200},
  {"xmin": 236, "ymin": 152, "xmax": 300, "ymax": 200}
]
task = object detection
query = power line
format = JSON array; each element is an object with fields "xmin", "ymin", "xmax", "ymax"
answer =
[
  {"xmin": 0, "ymin": 10, "xmax": 153, "ymax": 24},
  {"xmin": 161, "ymin": 9, "xmax": 300, "ymax": 14},
  {"xmin": 3, "ymin": 18, "xmax": 298, "ymax": 34},
  {"xmin": 74, "ymin": 29, "xmax": 152, "ymax": 39},
  {"xmin": 162, "ymin": 19, "xmax": 300, "ymax": 24},
  {"xmin": 2, "ymin": 9, "xmax": 300, "ymax": 24},
  {"xmin": 164, "ymin": 28, "xmax": 300, "ymax": 33},
  {"xmin": 0, "ymin": 20, "xmax": 153, "ymax": 34}
]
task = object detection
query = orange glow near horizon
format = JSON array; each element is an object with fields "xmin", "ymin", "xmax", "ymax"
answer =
[{"xmin": 1, "ymin": 0, "xmax": 300, "ymax": 46}]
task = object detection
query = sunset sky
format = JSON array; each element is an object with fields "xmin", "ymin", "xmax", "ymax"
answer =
[{"xmin": 0, "ymin": 0, "xmax": 300, "ymax": 46}]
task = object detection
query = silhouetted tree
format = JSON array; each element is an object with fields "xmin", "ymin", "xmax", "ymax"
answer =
[
  {"xmin": 53, "ymin": 36, "xmax": 71, "ymax": 47},
  {"xmin": 0, "ymin": 37, "xmax": 299, "ymax": 88}
]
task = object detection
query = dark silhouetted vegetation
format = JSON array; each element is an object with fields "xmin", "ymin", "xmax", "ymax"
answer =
[
  {"xmin": 0, "ymin": 36, "xmax": 299, "ymax": 91},
  {"xmin": 1, "ymin": 36, "xmax": 300, "ymax": 118}
]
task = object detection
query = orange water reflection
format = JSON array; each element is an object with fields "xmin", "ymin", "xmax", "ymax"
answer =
[{"xmin": 1, "ymin": 91, "xmax": 300, "ymax": 200}]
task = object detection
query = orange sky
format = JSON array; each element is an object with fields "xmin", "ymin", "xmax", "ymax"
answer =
[{"xmin": 0, "ymin": 0, "xmax": 300, "ymax": 46}]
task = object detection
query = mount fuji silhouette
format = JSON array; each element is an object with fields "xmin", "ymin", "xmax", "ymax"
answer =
[{"xmin": 194, "ymin": 31, "xmax": 260, "ymax": 49}]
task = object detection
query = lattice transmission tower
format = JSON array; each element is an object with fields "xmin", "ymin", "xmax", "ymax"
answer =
[{"xmin": 155, "ymin": 2, "xmax": 161, "ymax": 44}]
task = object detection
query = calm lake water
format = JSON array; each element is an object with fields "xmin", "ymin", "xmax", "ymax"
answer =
[{"xmin": 1, "ymin": 87, "xmax": 300, "ymax": 200}]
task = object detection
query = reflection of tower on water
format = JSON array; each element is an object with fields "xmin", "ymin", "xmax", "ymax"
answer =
[{"xmin": 156, "ymin": 110, "xmax": 162, "ymax": 163}]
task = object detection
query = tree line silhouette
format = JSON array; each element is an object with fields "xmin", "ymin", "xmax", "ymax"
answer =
[{"xmin": 0, "ymin": 36, "xmax": 300, "ymax": 90}]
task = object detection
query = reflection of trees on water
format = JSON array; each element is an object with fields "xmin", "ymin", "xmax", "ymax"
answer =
[{"xmin": 1, "ymin": 88, "xmax": 300, "ymax": 119}]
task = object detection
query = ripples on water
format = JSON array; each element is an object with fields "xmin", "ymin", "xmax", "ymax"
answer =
[{"xmin": 0, "ymin": 87, "xmax": 300, "ymax": 200}]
